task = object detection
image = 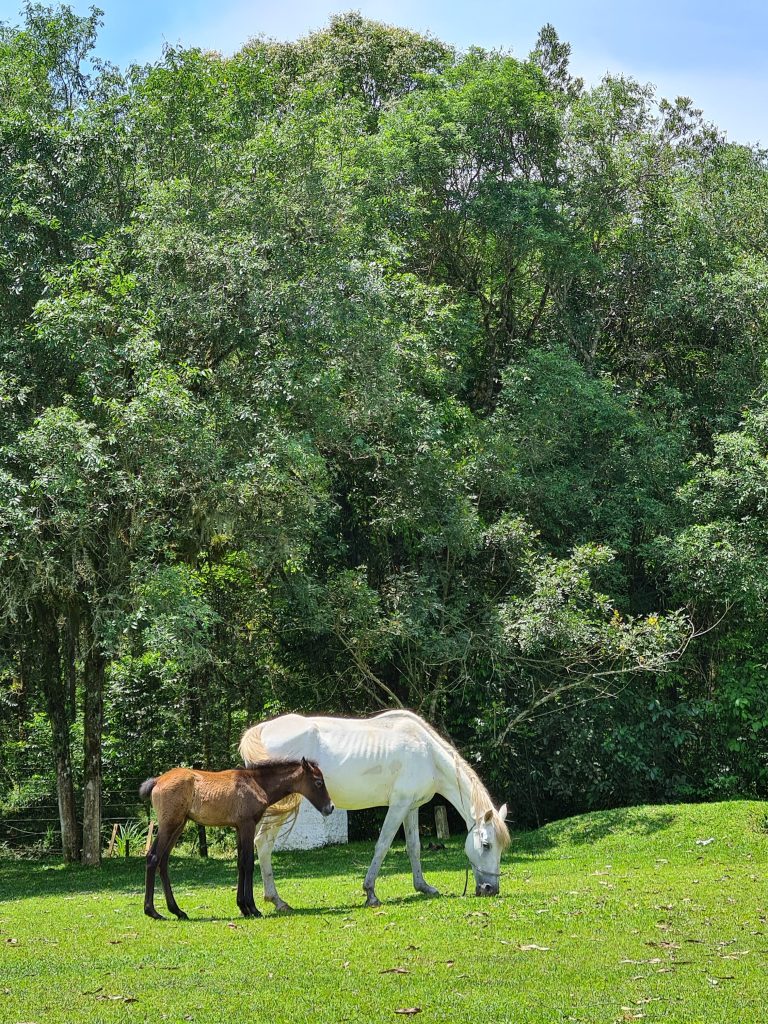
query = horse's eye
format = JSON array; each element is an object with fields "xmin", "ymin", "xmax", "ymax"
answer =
[
  {"xmin": 482, "ymin": 841, "xmax": 491, "ymax": 851},
  {"xmin": 315, "ymin": 779, "xmax": 323, "ymax": 788}
]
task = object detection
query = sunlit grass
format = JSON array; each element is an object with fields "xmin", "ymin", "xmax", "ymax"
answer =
[{"xmin": 1, "ymin": 800, "xmax": 767, "ymax": 1023}]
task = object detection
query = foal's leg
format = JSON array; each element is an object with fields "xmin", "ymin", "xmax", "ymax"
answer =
[
  {"xmin": 236, "ymin": 821, "xmax": 261, "ymax": 918},
  {"xmin": 144, "ymin": 834, "xmax": 163, "ymax": 920},
  {"xmin": 363, "ymin": 799, "xmax": 411, "ymax": 908},
  {"xmin": 404, "ymin": 807, "xmax": 439, "ymax": 897},
  {"xmin": 157, "ymin": 822, "xmax": 189, "ymax": 920},
  {"xmin": 236, "ymin": 829, "xmax": 255, "ymax": 917},
  {"xmin": 255, "ymin": 823, "xmax": 292, "ymax": 913}
]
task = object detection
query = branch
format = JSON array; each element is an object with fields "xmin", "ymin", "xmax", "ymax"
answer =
[{"xmin": 495, "ymin": 606, "xmax": 730, "ymax": 745}]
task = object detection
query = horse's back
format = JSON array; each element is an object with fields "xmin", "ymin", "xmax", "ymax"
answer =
[{"xmin": 244, "ymin": 712, "xmax": 438, "ymax": 810}]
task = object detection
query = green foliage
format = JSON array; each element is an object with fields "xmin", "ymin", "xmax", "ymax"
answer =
[
  {"xmin": 110, "ymin": 818, "xmax": 147, "ymax": 857},
  {"xmin": 2, "ymin": 5, "xmax": 768, "ymax": 839}
]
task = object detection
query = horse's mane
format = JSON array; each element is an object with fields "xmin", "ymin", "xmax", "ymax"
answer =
[
  {"xmin": 239, "ymin": 729, "xmax": 303, "ymax": 839},
  {"xmin": 374, "ymin": 710, "xmax": 511, "ymax": 850}
]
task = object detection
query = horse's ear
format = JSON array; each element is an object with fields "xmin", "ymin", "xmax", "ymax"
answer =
[
  {"xmin": 301, "ymin": 757, "xmax": 310, "ymax": 771},
  {"xmin": 498, "ymin": 803, "xmax": 508, "ymax": 821},
  {"xmin": 483, "ymin": 808, "xmax": 493, "ymax": 823}
]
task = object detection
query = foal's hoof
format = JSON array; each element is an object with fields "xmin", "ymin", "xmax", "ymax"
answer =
[
  {"xmin": 239, "ymin": 905, "xmax": 262, "ymax": 918},
  {"xmin": 174, "ymin": 910, "xmax": 189, "ymax": 921},
  {"xmin": 145, "ymin": 908, "xmax": 165, "ymax": 920}
]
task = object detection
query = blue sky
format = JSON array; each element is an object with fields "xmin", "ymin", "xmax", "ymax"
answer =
[{"xmin": 2, "ymin": 0, "xmax": 766, "ymax": 146}]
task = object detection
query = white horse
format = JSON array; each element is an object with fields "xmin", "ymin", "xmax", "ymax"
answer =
[{"xmin": 239, "ymin": 709, "xmax": 510, "ymax": 910}]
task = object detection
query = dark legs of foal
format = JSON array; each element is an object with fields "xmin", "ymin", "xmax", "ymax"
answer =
[
  {"xmin": 236, "ymin": 822, "xmax": 261, "ymax": 918},
  {"xmin": 145, "ymin": 819, "xmax": 261, "ymax": 920},
  {"xmin": 144, "ymin": 822, "xmax": 188, "ymax": 920}
]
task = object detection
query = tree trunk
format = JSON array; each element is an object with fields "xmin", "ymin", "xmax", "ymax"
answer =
[
  {"xmin": 81, "ymin": 624, "xmax": 106, "ymax": 866},
  {"xmin": 35, "ymin": 605, "xmax": 79, "ymax": 862},
  {"xmin": 65, "ymin": 604, "xmax": 79, "ymax": 722}
]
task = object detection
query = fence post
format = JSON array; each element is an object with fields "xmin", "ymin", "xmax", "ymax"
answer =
[
  {"xmin": 435, "ymin": 805, "xmax": 450, "ymax": 839},
  {"xmin": 197, "ymin": 824, "xmax": 208, "ymax": 858},
  {"xmin": 106, "ymin": 823, "xmax": 118, "ymax": 858}
]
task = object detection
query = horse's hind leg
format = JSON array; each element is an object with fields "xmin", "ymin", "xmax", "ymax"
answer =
[
  {"xmin": 144, "ymin": 834, "xmax": 163, "ymax": 919},
  {"xmin": 404, "ymin": 807, "xmax": 439, "ymax": 897},
  {"xmin": 157, "ymin": 821, "xmax": 188, "ymax": 920}
]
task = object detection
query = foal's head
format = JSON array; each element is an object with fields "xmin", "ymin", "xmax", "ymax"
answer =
[{"xmin": 297, "ymin": 757, "xmax": 334, "ymax": 817}]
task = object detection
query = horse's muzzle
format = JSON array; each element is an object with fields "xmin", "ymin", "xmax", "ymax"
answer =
[
  {"xmin": 323, "ymin": 802, "xmax": 335, "ymax": 816},
  {"xmin": 476, "ymin": 882, "xmax": 498, "ymax": 896}
]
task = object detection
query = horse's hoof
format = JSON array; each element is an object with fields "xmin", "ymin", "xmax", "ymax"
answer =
[
  {"xmin": 419, "ymin": 886, "xmax": 440, "ymax": 897},
  {"xmin": 249, "ymin": 907, "xmax": 263, "ymax": 918},
  {"xmin": 145, "ymin": 908, "xmax": 165, "ymax": 920},
  {"xmin": 273, "ymin": 901, "xmax": 294, "ymax": 915},
  {"xmin": 364, "ymin": 894, "xmax": 382, "ymax": 908},
  {"xmin": 174, "ymin": 911, "xmax": 189, "ymax": 921}
]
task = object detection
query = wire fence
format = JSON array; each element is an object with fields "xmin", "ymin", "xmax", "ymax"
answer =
[{"xmin": 0, "ymin": 775, "xmax": 151, "ymax": 857}]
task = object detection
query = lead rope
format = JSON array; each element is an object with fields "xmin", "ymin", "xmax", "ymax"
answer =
[{"xmin": 462, "ymin": 822, "xmax": 476, "ymax": 896}]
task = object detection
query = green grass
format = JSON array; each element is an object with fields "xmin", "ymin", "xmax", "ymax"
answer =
[{"xmin": 2, "ymin": 800, "xmax": 768, "ymax": 1023}]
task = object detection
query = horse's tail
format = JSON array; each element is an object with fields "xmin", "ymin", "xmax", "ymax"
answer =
[
  {"xmin": 139, "ymin": 777, "xmax": 158, "ymax": 803},
  {"xmin": 239, "ymin": 723, "xmax": 301, "ymax": 839}
]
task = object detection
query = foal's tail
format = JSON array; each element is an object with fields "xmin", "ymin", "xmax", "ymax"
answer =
[
  {"xmin": 139, "ymin": 777, "xmax": 158, "ymax": 803},
  {"xmin": 239, "ymin": 724, "xmax": 301, "ymax": 839}
]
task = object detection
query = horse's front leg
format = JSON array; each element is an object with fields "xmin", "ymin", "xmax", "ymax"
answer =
[
  {"xmin": 238, "ymin": 821, "xmax": 261, "ymax": 919},
  {"xmin": 236, "ymin": 829, "xmax": 257, "ymax": 917},
  {"xmin": 404, "ymin": 807, "xmax": 439, "ymax": 897},
  {"xmin": 255, "ymin": 825, "xmax": 292, "ymax": 913},
  {"xmin": 363, "ymin": 799, "xmax": 411, "ymax": 908}
]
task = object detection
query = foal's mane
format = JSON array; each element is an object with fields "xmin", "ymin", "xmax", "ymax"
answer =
[{"xmin": 236, "ymin": 758, "xmax": 318, "ymax": 772}]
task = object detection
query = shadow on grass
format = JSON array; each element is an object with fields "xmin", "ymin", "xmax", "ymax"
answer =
[
  {"xmin": 513, "ymin": 805, "xmax": 678, "ymax": 860},
  {"xmin": 0, "ymin": 808, "xmax": 679, "ymax": 905},
  {"xmin": 0, "ymin": 840, "xmax": 473, "ymax": 905},
  {"xmin": 158, "ymin": 891, "xmax": 435, "ymax": 922}
]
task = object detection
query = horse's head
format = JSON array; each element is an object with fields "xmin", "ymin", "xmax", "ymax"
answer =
[
  {"xmin": 464, "ymin": 803, "xmax": 509, "ymax": 896},
  {"xmin": 299, "ymin": 757, "xmax": 335, "ymax": 817}
]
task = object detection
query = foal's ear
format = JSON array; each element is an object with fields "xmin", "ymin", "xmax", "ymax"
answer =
[{"xmin": 301, "ymin": 757, "xmax": 310, "ymax": 771}]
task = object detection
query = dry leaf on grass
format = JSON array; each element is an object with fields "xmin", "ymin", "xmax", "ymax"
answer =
[{"xmin": 394, "ymin": 1008, "xmax": 422, "ymax": 1016}]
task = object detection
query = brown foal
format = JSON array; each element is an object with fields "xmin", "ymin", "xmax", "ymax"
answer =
[{"xmin": 140, "ymin": 758, "xmax": 334, "ymax": 920}]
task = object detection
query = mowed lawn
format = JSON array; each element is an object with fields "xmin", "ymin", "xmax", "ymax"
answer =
[{"xmin": 1, "ymin": 801, "xmax": 768, "ymax": 1024}]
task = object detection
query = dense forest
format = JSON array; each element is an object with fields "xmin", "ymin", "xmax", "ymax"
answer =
[{"xmin": 2, "ymin": 3, "xmax": 768, "ymax": 861}]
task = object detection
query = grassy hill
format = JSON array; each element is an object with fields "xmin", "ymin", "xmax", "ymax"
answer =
[{"xmin": 1, "ymin": 801, "xmax": 767, "ymax": 1023}]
